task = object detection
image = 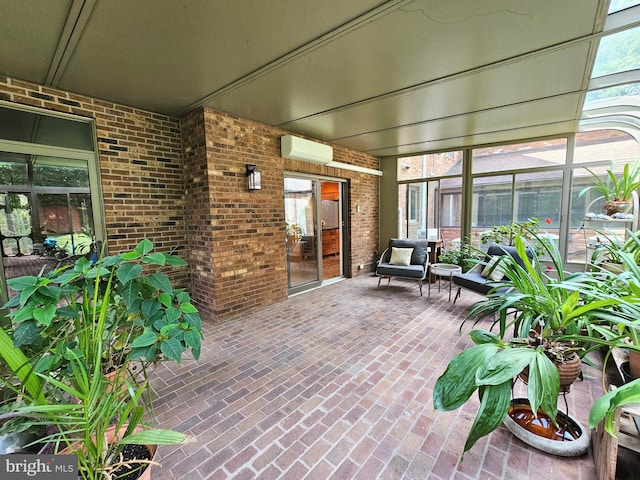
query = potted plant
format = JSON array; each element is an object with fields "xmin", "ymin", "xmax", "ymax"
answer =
[
  {"xmin": 589, "ymin": 378, "xmax": 640, "ymax": 436},
  {"xmin": 580, "ymin": 159, "xmax": 640, "ymax": 216},
  {"xmin": 2, "ymin": 239, "xmax": 202, "ymax": 380},
  {"xmin": 437, "ymin": 235, "xmax": 482, "ymax": 272},
  {"xmin": 434, "ymin": 229, "xmax": 621, "ymax": 455},
  {"xmin": 479, "ymin": 218, "xmax": 541, "ymax": 249},
  {"xmin": 0, "ymin": 239, "xmax": 203, "ymax": 479}
]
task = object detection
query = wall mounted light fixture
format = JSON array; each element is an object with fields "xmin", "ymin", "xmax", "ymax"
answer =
[{"xmin": 246, "ymin": 164, "xmax": 262, "ymax": 190}]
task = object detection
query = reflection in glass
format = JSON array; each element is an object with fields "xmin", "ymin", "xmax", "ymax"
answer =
[{"xmin": 285, "ymin": 178, "xmax": 319, "ymax": 289}]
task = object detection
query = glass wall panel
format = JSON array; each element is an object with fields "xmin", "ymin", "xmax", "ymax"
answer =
[
  {"xmin": 574, "ymin": 130, "xmax": 639, "ymax": 164},
  {"xmin": 285, "ymin": 177, "xmax": 319, "ymax": 289},
  {"xmin": 0, "ymin": 193, "xmax": 32, "ymax": 256},
  {"xmin": 592, "ymin": 27, "xmax": 640, "ymax": 78},
  {"xmin": 472, "ymin": 139, "xmax": 567, "ymax": 174}
]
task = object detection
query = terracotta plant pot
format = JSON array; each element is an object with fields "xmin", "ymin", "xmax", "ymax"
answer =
[
  {"xmin": 629, "ymin": 349, "xmax": 640, "ymax": 380},
  {"xmin": 61, "ymin": 425, "xmax": 156, "ymax": 480},
  {"xmin": 517, "ymin": 353, "xmax": 582, "ymax": 393},
  {"xmin": 557, "ymin": 352, "xmax": 582, "ymax": 393}
]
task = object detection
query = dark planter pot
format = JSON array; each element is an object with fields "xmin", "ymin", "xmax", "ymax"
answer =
[{"xmin": 503, "ymin": 398, "xmax": 590, "ymax": 457}]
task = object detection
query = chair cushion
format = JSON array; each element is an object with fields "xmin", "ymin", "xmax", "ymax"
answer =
[
  {"xmin": 376, "ymin": 262, "xmax": 426, "ymax": 279},
  {"xmin": 389, "ymin": 247, "xmax": 414, "ymax": 266},
  {"xmin": 385, "ymin": 238, "xmax": 429, "ymax": 265},
  {"xmin": 485, "ymin": 244, "xmax": 533, "ymax": 270},
  {"xmin": 453, "ymin": 272, "xmax": 511, "ymax": 295},
  {"xmin": 481, "ymin": 255, "xmax": 505, "ymax": 281}
]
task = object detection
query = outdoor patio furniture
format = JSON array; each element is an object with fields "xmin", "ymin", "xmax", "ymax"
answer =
[
  {"xmin": 452, "ymin": 244, "xmax": 533, "ymax": 303},
  {"xmin": 375, "ymin": 238, "xmax": 430, "ymax": 295}
]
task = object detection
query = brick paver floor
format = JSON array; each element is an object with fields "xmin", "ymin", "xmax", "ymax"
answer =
[{"xmin": 150, "ymin": 274, "xmax": 601, "ymax": 479}]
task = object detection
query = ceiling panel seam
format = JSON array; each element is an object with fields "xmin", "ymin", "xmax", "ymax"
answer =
[
  {"xmin": 176, "ymin": 0, "xmax": 410, "ymax": 117},
  {"xmin": 364, "ymin": 119, "xmax": 575, "ymax": 155},
  {"xmin": 326, "ymin": 91, "xmax": 583, "ymax": 142},
  {"xmin": 45, "ymin": 0, "xmax": 97, "ymax": 86}
]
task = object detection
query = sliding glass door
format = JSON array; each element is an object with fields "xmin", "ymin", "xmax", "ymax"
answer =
[{"xmin": 285, "ymin": 175, "xmax": 344, "ymax": 294}]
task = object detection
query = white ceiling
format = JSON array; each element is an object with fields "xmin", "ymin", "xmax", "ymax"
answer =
[{"xmin": 0, "ymin": 0, "xmax": 608, "ymax": 157}]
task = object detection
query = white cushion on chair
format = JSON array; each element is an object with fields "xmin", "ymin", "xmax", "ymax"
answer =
[
  {"xmin": 389, "ymin": 247, "xmax": 414, "ymax": 266},
  {"xmin": 480, "ymin": 255, "xmax": 505, "ymax": 281}
]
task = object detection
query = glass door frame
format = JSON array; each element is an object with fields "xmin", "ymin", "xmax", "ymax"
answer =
[{"xmin": 285, "ymin": 172, "xmax": 346, "ymax": 295}]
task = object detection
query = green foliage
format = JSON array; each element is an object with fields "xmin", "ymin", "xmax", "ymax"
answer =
[
  {"xmin": 579, "ymin": 158, "xmax": 640, "ymax": 202},
  {"xmin": 434, "ymin": 226, "xmax": 636, "ymax": 455},
  {"xmin": 433, "ymin": 330, "xmax": 560, "ymax": 455},
  {"xmin": 3, "ymin": 239, "xmax": 202, "ymax": 377},
  {"xmin": 589, "ymin": 379, "xmax": 640, "ymax": 436},
  {"xmin": 437, "ymin": 235, "xmax": 482, "ymax": 272},
  {"xmin": 0, "ymin": 239, "xmax": 200, "ymax": 477},
  {"xmin": 480, "ymin": 218, "xmax": 541, "ymax": 247}
]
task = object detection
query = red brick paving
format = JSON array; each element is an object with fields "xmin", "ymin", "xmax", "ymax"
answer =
[{"xmin": 151, "ymin": 275, "xmax": 602, "ymax": 479}]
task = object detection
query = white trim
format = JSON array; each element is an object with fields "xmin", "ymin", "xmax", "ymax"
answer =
[{"xmin": 326, "ymin": 161, "xmax": 382, "ymax": 176}]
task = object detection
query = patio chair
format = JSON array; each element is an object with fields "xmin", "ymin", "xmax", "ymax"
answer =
[
  {"xmin": 452, "ymin": 244, "xmax": 533, "ymax": 303},
  {"xmin": 375, "ymin": 238, "xmax": 430, "ymax": 295}
]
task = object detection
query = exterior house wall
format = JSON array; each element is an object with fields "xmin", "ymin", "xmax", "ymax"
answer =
[
  {"xmin": 182, "ymin": 107, "xmax": 379, "ymax": 321},
  {"xmin": 0, "ymin": 76, "xmax": 190, "ymax": 289},
  {"xmin": 0, "ymin": 77, "xmax": 380, "ymax": 322}
]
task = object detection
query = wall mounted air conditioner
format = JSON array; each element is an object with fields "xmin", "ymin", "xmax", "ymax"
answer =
[{"xmin": 281, "ymin": 135, "xmax": 333, "ymax": 164}]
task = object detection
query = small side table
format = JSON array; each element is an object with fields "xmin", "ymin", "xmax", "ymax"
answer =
[{"xmin": 428, "ymin": 263, "xmax": 462, "ymax": 301}]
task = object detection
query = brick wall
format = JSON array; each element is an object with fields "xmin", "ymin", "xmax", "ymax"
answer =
[
  {"xmin": 0, "ymin": 76, "xmax": 380, "ymax": 322},
  {"xmin": 0, "ymin": 76, "xmax": 190, "ymax": 288},
  {"xmin": 182, "ymin": 107, "xmax": 379, "ymax": 320}
]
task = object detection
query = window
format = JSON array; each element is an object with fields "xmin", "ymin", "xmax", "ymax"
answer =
[
  {"xmin": 0, "ymin": 105, "xmax": 102, "ymax": 291},
  {"xmin": 408, "ymin": 186, "xmax": 419, "ymax": 222}
]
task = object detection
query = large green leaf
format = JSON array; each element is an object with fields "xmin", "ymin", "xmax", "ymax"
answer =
[
  {"xmin": 464, "ymin": 380, "xmax": 512, "ymax": 453},
  {"xmin": 163, "ymin": 254, "xmax": 187, "ymax": 267},
  {"xmin": 12, "ymin": 304, "xmax": 36, "ymax": 322},
  {"xmin": 160, "ymin": 338, "xmax": 183, "ymax": 363},
  {"xmin": 117, "ymin": 263, "xmax": 143, "ymax": 285},
  {"xmin": 183, "ymin": 311, "xmax": 202, "ymax": 331},
  {"xmin": 141, "ymin": 252, "xmax": 166, "ymax": 266},
  {"xmin": 119, "ymin": 282, "xmax": 141, "ymax": 309},
  {"xmin": 433, "ymin": 343, "xmax": 499, "ymax": 411},
  {"xmin": 7, "ymin": 276, "xmax": 38, "ymax": 292},
  {"xmin": 13, "ymin": 320, "xmax": 42, "ymax": 348},
  {"xmin": 33, "ymin": 304, "xmax": 56, "ymax": 327},
  {"xmin": 165, "ymin": 307, "xmax": 181, "ymax": 323},
  {"xmin": 147, "ymin": 272, "xmax": 172, "ymax": 293},
  {"xmin": 179, "ymin": 302, "xmax": 199, "ymax": 314},
  {"xmin": 0, "ymin": 327, "xmax": 45, "ymax": 404},
  {"xmin": 134, "ymin": 239, "xmax": 154, "ymax": 255},
  {"xmin": 476, "ymin": 347, "xmax": 535, "ymax": 386},
  {"xmin": 119, "ymin": 428, "xmax": 187, "ymax": 445},
  {"xmin": 589, "ymin": 379, "xmax": 640, "ymax": 435},
  {"xmin": 141, "ymin": 298, "xmax": 161, "ymax": 318},
  {"xmin": 527, "ymin": 352, "xmax": 559, "ymax": 423},
  {"xmin": 184, "ymin": 330, "xmax": 201, "ymax": 350},
  {"xmin": 130, "ymin": 330, "xmax": 157, "ymax": 348},
  {"xmin": 469, "ymin": 329, "xmax": 503, "ymax": 346}
]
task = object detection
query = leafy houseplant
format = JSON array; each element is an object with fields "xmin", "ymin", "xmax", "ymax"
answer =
[
  {"xmin": 0, "ymin": 239, "xmax": 203, "ymax": 479},
  {"xmin": 580, "ymin": 159, "xmax": 640, "ymax": 215},
  {"xmin": 3, "ymin": 239, "xmax": 202, "ymax": 379},
  {"xmin": 437, "ymin": 235, "xmax": 482, "ymax": 272},
  {"xmin": 434, "ymin": 229, "xmax": 621, "ymax": 455}
]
